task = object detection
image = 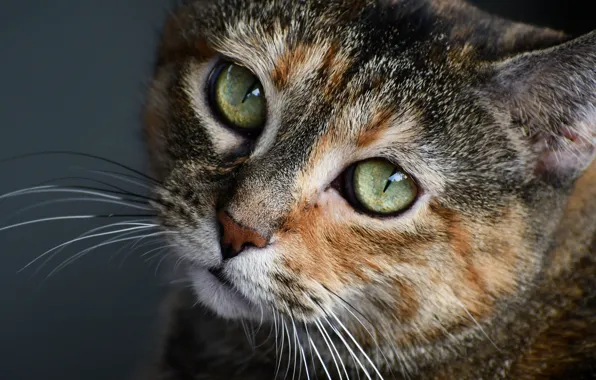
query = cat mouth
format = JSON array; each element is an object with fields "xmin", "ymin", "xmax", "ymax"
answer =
[
  {"xmin": 189, "ymin": 266, "xmax": 260, "ymax": 320},
  {"xmin": 207, "ymin": 267, "xmax": 235, "ymax": 288}
]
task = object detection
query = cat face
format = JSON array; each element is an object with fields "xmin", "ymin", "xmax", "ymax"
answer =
[{"xmin": 145, "ymin": 0, "xmax": 596, "ymax": 347}]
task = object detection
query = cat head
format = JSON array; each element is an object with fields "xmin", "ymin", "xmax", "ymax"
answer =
[{"xmin": 145, "ymin": 0, "xmax": 596, "ymax": 350}]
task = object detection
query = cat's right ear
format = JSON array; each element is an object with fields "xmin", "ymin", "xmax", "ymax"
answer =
[
  {"xmin": 488, "ymin": 31, "xmax": 596, "ymax": 185},
  {"xmin": 377, "ymin": 0, "xmax": 567, "ymax": 56}
]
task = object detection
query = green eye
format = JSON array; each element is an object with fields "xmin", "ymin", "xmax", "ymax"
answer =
[
  {"xmin": 211, "ymin": 62, "xmax": 266, "ymax": 132},
  {"xmin": 351, "ymin": 159, "xmax": 418, "ymax": 215}
]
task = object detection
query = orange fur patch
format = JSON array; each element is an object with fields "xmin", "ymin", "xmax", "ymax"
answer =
[
  {"xmin": 431, "ymin": 202, "xmax": 527, "ymax": 319},
  {"xmin": 272, "ymin": 192, "xmax": 535, "ymax": 352},
  {"xmin": 321, "ymin": 45, "xmax": 352, "ymax": 99},
  {"xmin": 218, "ymin": 210, "xmax": 267, "ymax": 253},
  {"xmin": 271, "ymin": 43, "xmax": 310, "ymax": 89},
  {"xmin": 278, "ymin": 200, "xmax": 431, "ymax": 319},
  {"xmin": 393, "ymin": 278, "xmax": 420, "ymax": 321},
  {"xmin": 271, "ymin": 42, "xmax": 352, "ymax": 92},
  {"xmin": 356, "ymin": 108, "xmax": 395, "ymax": 147}
]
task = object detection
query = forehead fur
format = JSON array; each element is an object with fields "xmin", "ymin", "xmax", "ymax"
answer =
[
  {"xmin": 160, "ymin": 0, "xmax": 566, "ymax": 66},
  {"xmin": 154, "ymin": 0, "xmax": 558, "ymax": 214}
]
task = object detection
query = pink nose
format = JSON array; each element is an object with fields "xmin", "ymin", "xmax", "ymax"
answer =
[{"xmin": 216, "ymin": 211, "xmax": 267, "ymax": 259}]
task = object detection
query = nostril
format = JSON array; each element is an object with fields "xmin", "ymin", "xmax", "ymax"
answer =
[
  {"xmin": 220, "ymin": 243, "xmax": 236, "ymax": 260},
  {"xmin": 216, "ymin": 210, "xmax": 268, "ymax": 260},
  {"xmin": 220, "ymin": 243, "xmax": 255, "ymax": 260},
  {"xmin": 208, "ymin": 267, "xmax": 234, "ymax": 288},
  {"xmin": 216, "ymin": 219, "xmax": 224, "ymax": 239},
  {"xmin": 241, "ymin": 242, "xmax": 255, "ymax": 251},
  {"xmin": 208, "ymin": 267, "xmax": 222, "ymax": 279}
]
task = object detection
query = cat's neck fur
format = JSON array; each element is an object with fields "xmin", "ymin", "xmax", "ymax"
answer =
[{"xmin": 547, "ymin": 161, "xmax": 596, "ymax": 277}]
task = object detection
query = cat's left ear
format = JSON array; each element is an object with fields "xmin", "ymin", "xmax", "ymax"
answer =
[{"xmin": 489, "ymin": 30, "xmax": 596, "ymax": 184}]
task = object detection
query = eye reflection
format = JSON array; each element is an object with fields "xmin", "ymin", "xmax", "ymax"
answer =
[
  {"xmin": 210, "ymin": 62, "xmax": 266, "ymax": 133},
  {"xmin": 350, "ymin": 158, "xmax": 418, "ymax": 215}
]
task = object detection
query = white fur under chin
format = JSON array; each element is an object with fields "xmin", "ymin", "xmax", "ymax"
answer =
[{"xmin": 190, "ymin": 266, "xmax": 260, "ymax": 320}]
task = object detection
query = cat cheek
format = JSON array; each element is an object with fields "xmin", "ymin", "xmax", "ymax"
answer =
[{"xmin": 435, "ymin": 204, "xmax": 535, "ymax": 323}]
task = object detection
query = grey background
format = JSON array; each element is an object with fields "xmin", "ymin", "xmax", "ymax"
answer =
[{"xmin": 0, "ymin": 1, "xmax": 593, "ymax": 380}]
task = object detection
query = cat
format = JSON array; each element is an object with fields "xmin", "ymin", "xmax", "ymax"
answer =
[{"xmin": 139, "ymin": 0, "xmax": 596, "ymax": 378}]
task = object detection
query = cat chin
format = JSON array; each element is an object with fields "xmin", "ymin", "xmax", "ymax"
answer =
[{"xmin": 189, "ymin": 266, "xmax": 260, "ymax": 320}]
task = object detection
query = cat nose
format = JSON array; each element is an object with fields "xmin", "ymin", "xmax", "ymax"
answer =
[{"xmin": 216, "ymin": 210, "xmax": 268, "ymax": 260}]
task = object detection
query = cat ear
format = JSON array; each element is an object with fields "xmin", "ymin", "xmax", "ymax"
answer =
[
  {"xmin": 489, "ymin": 31, "xmax": 596, "ymax": 183},
  {"xmin": 377, "ymin": 0, "xmax": 567, "ymax": 57}
]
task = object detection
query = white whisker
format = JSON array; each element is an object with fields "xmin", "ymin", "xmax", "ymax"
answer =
[
  {"xmin": 140, "ymin": 244, "xmax": 176, "ymax": 259},
  {"xmin": 251, "ymin": 305, "xmax": 272, "ymax": 350},
  {"xmin": 116, "ymin": 235, "xmax": 170, "ymax": 268},
  {"xmin": 173, "ymin": 256, "xmax": 186, "ymax": 272},
  {"xmin": 0, "ymin": 185, "xmax": 55, "ymax": 199},
  {"xmin": 47, "ymin": 231, "xmax": 170, "ymax": 277},
  {"xmin": 323, "ymin": 316, "xmax": 373, "ymax": 380},
  {"xmin": 240, "ymin": 319, "xmax": 256, "ymax": 350},
  {"xmin": 289, "ymin": 315, "xmax": 298, "ymax": 380},
  {"xmin": 314, "ymin": 319, "xmax": 346, "ymax": 380},
  {"xmin": 19, "ymin": 224, "xmax": 157, "ymax": 272},
  {"xmin": 132, "ymin": 237, "xmax": 167, "ymax": 252},
  {"xmin": 153, "ymin": 251, "xmax": 171, "ymax": 275},
  {"xmin": 41, "ymin": 221, "xmax": 159, "ymax": 273},
  {"xmin": 452, "ymin": 296, "xmax": 501, "ymax": 352},
  {"xmin": 53, "ymin": 230, "xmax": 163, "ymax": 270},
  {"xmin": 273, "ymin": 312, "xmax": 284, "ymax": 380},
  {"xmin": 327, "ymin": 309, "xmax": 384, "ymax": 379},
  {"xmin": 0, "ymin": 187, "xmax": 123, "ymax": 201},
  {"xmin": 88, "ymin": 169, "xmax": 153, "ymax": 190},
  {"xmin": 282, "ymin": 317, "xmax": 293, "ymax": 380},
  {"xmin": 129, "ymin": 230, "xmax": 164, "ymax": 251},
  {"xmin": 109, "ymin": 236, "xmax": 164, "ymax": 265},
  {"xmin": 142, "ymin": 245, "xmax": 175, "ymax": 263},
  {"xmin": 306, "ymin": 323, "xmax": 332, "ymax": 380},
  {"xmin": 2, "ymin": 215, "xmax": 96, "ymax": 233},
  {"xmin": 7, "ymin": 198, "xmax": 152, "ymax": 218},
  {"xmin": 255, "ymin": 307, "xmax": 275, "ymax": 350},
  {"xmin": 331, "ymin": 295, "xmax": 390, "ymax": 369},
  {"xmin": 377, "ymin": 323, "xmax": 410, "ymax": 380},
  {"xmin": 290, "ymin": 315, "xmax": 308, "ymax": 380},
  {"xmin": 303, "ymin": 323, "xmax": 317, "ymax": 378}
]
